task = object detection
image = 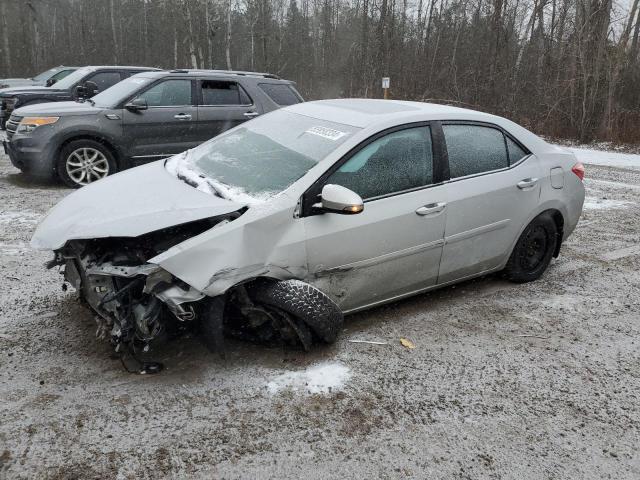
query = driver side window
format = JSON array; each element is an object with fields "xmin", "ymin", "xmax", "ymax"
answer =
[
  {"xmin": 86, "ymin": 72, "xmax": 122, "ymax": 92},
  {"xmin": 138, "ymin": 80, "xmax": 193, "ymax": 107},
  {"xmin": 326, "ymin": 126, "xmax": 434, "ymax": 200}
]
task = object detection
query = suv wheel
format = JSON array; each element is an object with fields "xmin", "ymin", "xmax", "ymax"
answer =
[
  {"xmin": 57, "ymin": 139, "xmax": 116, "ymax": 188},
  {"xmin": 503, "ymin": 212, "xmax": 558, "ymax": 283}
]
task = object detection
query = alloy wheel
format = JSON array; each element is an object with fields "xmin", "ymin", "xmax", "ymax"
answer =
[{"xmin": 65, "ymin": 147, "xmax": 110, "ymax": 186}]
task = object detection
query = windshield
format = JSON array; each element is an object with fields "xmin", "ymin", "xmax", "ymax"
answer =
[
  {"xmin": 32, "ymin": 67, "xmax": 61, "ymax": 82},
  {"xmin": 167, "ymin": 109, "xmax": 360, "ymax": 200},
  {"xmin": 53, "ymin": 67, "xmax": 92, "ymax": 90},
  {"xmin": 91, "ymin": 76, "xmax": 156, "ymax": 108}
]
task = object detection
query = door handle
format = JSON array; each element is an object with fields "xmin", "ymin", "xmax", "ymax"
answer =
[
  {"xmin": 517, "ymin": 178, "xmax": 538, "ymax": 189},
  {"xmin": 415, "ymin": 202, "xmax": 446, "ymax": 216},
  {"xmin": 244, "ymin": 111, "xmax": 259, "ymax": 118},
  {"xmin": 174, "ymin": 113, "xmax": 192, "ymax": 120}
]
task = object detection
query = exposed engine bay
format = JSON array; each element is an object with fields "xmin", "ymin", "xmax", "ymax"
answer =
[{"xmin": 48, "ymin": 214, "xmax": 239, "ymax": 372}]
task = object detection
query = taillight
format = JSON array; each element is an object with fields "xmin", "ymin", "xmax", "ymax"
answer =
[{"xmin": 571, "ymin": 162, "xmax": 585, "ymax": 181}]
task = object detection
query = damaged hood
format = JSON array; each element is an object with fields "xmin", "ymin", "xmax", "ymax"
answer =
[{"xmin": 31, "ymin": 160, "xmax": 245, "ymax": 250}]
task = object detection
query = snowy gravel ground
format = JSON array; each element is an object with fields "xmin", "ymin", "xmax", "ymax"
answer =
[{"xmin": 0, "ymin": 141, "xmax": 639, "ymax": 479}]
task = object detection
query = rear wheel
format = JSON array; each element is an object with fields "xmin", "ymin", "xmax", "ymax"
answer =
[
  {"xmin": 57, "ymin": 139, "xmax": 116, "ymax": 188},
  {"xmin": 503, "ymin": 213, "xmax": 558, "ymax": 283}
]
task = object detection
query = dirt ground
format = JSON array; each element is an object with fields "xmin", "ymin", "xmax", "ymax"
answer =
[{"xmin": 0, "ymin": 140, "xmax": 639, "ymax": 480}]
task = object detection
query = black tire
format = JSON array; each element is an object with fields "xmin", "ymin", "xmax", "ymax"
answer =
[
  {"xmin": 250, "ymin": 279, "xmax": 344, "ymax": 344},
  {"xmin": 57, "ymin": 139, "xmax": 117, "ymax": 188},
  {"xmin": 503, "ymin": 212, "xmax": 558, "ymax": 283}
]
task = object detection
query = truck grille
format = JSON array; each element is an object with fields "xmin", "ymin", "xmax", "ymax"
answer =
[{"xmin": 5, "ymin": 114, "xmax": 22, "ymax": 139}]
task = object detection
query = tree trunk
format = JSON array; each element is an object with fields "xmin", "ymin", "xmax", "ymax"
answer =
[
  {"xmin": 1, "ymin": 0, "xmax": 12, "ymax": 73},
  {"xmin": 226, "ymin": 0, "xmax": 233, "ymax": 70}
]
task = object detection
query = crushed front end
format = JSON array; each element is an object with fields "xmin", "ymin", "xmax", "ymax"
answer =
[{"xmin": 47, "ymin": 214, "xmax": 242, "ymax": 367}]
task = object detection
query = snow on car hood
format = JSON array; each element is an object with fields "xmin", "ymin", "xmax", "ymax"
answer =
[{"xmin": 31, "ymin": 159, "xmax": 245, "ymax": 250}]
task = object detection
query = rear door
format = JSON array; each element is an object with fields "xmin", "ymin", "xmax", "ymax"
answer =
[
  {"xmin": 304, "ymin": 124, "xmax": 448, "ymax": 312},
  {"xmin": 437, "ymin": 122, "xmax": 541, "ymax": 284},
  {"xmin": 122, "ymin": 78, "xmax": 199, "ymax": 161},
  {"xmin": 196, "ymin": 78, "xmax": 259, "ymax": 141}
]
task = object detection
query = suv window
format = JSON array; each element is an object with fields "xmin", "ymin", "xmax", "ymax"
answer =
[
  {"xmin": 443, "ymin": 124, "xmax": 508, "ymax": 178},
  {"xmin": 201, "ymin": 80, "xmax": 251, "ymax": 106},
  {"xmin": 259, "ymin": 83, "xmax": 302, "ymax": 106},
  {"xmin": 139, "ymin": 79, "xmax": 193, "ymax": 107},
  {"xmin": 327, "ymin": 126, "xmax": 433, "ymax": 200},
  {"xmin": 87, "ymin": 72, "xmax": 122, "ymax": 92}
]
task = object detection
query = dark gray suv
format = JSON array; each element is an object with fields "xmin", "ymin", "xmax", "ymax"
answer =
[{"xmin": 3, "ymin": 69, "xmax": 303, "ymax": 187}]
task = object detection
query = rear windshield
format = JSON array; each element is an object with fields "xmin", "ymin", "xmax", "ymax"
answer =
[{"xmin": 258, "ymin": 83, "xmax": 303, "ymax": 106}]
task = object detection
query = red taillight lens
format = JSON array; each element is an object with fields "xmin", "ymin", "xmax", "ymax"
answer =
[{"xmin": 571, "ymin": 162, "xmax": 585, "ymax": 181}]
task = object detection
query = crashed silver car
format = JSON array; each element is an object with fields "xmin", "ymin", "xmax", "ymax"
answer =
[{"xmin": 32, "ymin": 99, "xmax": 585, "ymax": 368}]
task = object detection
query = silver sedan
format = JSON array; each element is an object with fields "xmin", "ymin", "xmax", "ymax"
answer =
[{"xmin": 32, "ymin": 99, "xmax": 585, "ymax": 364}]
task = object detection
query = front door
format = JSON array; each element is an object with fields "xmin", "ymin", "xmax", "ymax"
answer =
[
  {"xmin": 303, "ymin": 125, "xmax": 447, "ymax": 312},
  {"xmin": 196, "ymin": 79, "xmax": 259, "ymax": 141},
  {"xmin": 122, "ymin": 78, "xmax": 199, "ymax": 161},
  {"xmin": 437, "ymin": 123, "xmax": 543, "ymax": 283}
]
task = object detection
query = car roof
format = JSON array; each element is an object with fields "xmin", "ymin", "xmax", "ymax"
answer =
[
  {"xmin": 283, "ymin": 99, "xmax": 499, "ymax": 128},
  {"xmin": 284, "ymin": 99, "xmax": 550, "ymax": 153}
]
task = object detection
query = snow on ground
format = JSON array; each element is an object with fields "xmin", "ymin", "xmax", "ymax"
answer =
[
  {"xmin": 0, "ymin": 210, "xmax": 42, "ymax": 225},
  {"xmin": 267, "ymin": 361, "xmax": 351, "ymax": 394},
  {"xmin": 583, "ymin": 197, "xmax": 632, "ymax": 210},
  {"xmin": 562, "ymin": 145, "xmax": 640, "ymax": 169}
]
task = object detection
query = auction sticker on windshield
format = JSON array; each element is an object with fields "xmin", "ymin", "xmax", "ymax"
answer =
[{"xmin": 305, "ymin": 126, "xmax": 347, "ymax": 141}]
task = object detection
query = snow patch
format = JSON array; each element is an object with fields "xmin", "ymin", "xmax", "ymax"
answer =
[
  {"xmin": 165, "ymin": 151, "xmax": 271, "ymax": 205},
  {"xmin": 0, "ymin": 242, "xmax": 30, "ymax": 255},
  {"xmin": 565, "ymin": 146, "xmax": 640, "ymax": 170},
  {"xmin": 583, "ymin": 197, "xmax": 631, "ymax": 210},
  {"xmin": 0, "ymin": 211, "xmax": 41, "ymax": 225},
  {"xmin": 267, "ymin": 362, "xmax": 351, "ymax": 395}
]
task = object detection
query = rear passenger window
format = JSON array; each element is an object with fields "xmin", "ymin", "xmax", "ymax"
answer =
[
  {"xmin": 201, "ymin": 81, "xmax": 251, "ymax": 105},
  {"xmin": 139, "ymin": 80, "xmax": 192, "ymax": 106},
  {"xmin": 258, "ymin": 83, "xmax": 302, "ymax": 106},
  {"xmin": 86, "ymin": 72, "xmax": 122, "ymax": 92},
  {"xmin": 443, "ymin": 125, "xmax": 508, "ymax": 178},
  {"xmin": 506, "ymin": 136, "xmax": 528, "ymax": 164},
  {"xmin": 327, "ymin": 127, "xmax": 433, "ymax": 199}
]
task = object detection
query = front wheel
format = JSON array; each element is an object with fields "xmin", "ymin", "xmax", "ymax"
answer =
[
  {"xmin": 57, "ymin": 139, "xmax": 117, "ymax": 188},
  {"xmin": 243, "ymin": 280, "xmax": 344, "ymax": 350},
  {"xmin": 503, "ymin": 213, "xmax": 558, "ymax": 283}
]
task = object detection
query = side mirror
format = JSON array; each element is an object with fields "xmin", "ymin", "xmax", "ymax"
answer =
[
  {"xmin": 314, "ymin": 184, "xmax": 364, "ymax": 215},
  {"xmin": 84, "ymin": 80, "xmax": 99, "ymax": 97},
  {"xmin": 125, "ymin": 97, "xmax": 148, "ymax": 112},
  {"xmin": 74, "ymin": 84, "xmax": 87, "ymax": 99},
  {"xmin": 46, "ymin": 78, "xmax": 57, "ymax": 87}
]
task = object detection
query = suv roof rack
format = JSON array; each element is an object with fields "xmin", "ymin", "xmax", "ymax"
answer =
[{"xmin": 168, "ymin": 68, "xmax": 280, "ymax": 79}]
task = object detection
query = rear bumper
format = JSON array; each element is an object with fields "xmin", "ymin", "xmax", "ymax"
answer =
[{"xmin": 4, "ymin": 135, "xmax": 56, "ymax": 179}]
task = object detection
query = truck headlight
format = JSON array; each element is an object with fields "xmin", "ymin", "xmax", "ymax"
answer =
[{"xmin": 17, "ymin": 116, "xmax": 59, "ymax": 133}]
